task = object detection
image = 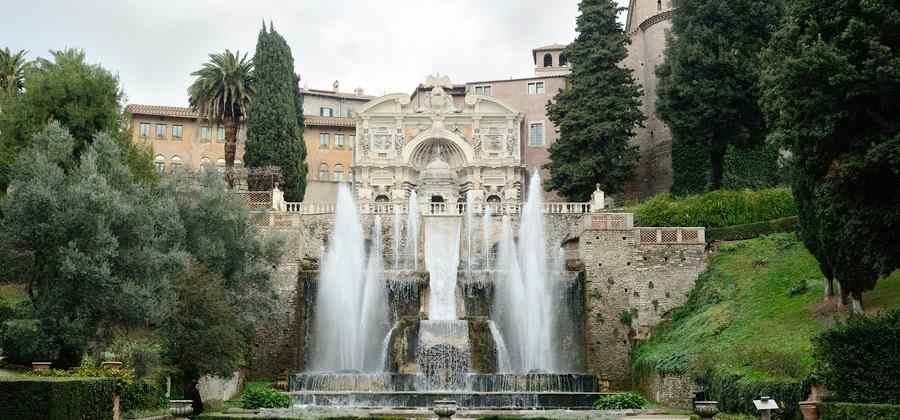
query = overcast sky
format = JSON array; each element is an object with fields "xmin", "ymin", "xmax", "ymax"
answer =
[{"xmin": 2, "ymin": 0, "xmax": 629, "ymax": 106}]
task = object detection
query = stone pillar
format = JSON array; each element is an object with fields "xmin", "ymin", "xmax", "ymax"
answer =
[{"xmin": 591, "ymin": 184, "xmax": 605, "ymax": 212}]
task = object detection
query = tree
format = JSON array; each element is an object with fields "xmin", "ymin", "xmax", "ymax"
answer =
[
  {"xmin": 187, "ymin": 49, "xmax": 254, "ymax": 187},
  {"xmin": 656, "ymin": 0, "xmax": 782, "ymax": 192},
  {"xmin": 0, "ymin": 123, "xmax": 185, "ymax": 366},
  {"xmin": 545, "ymin": 0, "xmax": 643, "ymax": 201},
  {"xmin": 760, "ymin": 0, "xmax": 900, "ymax": 314},
  {"xmin": 245, "ymin": 23, "xmax": 307, "ymax": 201},
  {"xmin": 0, "ymin": 48, "xmax": 155, "ymax": 193},
  {"xmin": 0, "ymin": 48, "xmax": 28, "ymax": 96}
]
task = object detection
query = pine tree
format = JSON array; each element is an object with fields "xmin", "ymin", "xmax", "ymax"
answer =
[
  {"xmin": 245, "ymin": 23, "xmax": 307, "ymax": 201},
  {"xmin": 657, "ymin": 0, "xmax": 782, "ymax": 192},
  {"xmin": 760, "ymin": 0, "xmax": 900, "ymax": 313},
  {"xmin": 546, "ymin": 0, "xmax": 643, "ymax": 201}
]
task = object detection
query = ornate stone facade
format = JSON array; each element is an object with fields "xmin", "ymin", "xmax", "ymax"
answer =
[{"xmin": 353, "ymin": 75, "xmax": 525, "ymax": 206}]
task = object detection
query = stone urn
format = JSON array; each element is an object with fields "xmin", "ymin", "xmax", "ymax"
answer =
[
  {"xmin": 169, "ymin": 399, "xmax": 194, "ymax": 416},
  {"xmin": 799, "ymin": 400, "xmax": 819, "ymax": 420},
  {"xmin": 693, "ymin": 400, "xmax": 720, "ymax": 420},
  {"xmin": 31, "ymin": 361, "xmax": 51, "ymax": 371},
  {"xmin": 433, "ymin": 399, "xmax": 458, "ymax": 420}
]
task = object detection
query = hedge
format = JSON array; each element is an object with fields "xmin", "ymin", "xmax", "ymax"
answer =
[
  {"xmin": 819, "ymin": 402, "xmax": 900, "ymax": 420},
  {"xmin": 635, "ymin": 188, "xmax": 796, "ymax": 228},
  {"xmin": 27, "ymin": 367, "xmax": 165, "ymax": 413},
  {"xmin": 814, "ymin": 309, "xmax": 900, "ymax": 404},
  {"xmin": 0, "ymin": 377, "xmax": 116, "ymax": 420},
  {"xmin": 199, "ymin": 416, "xmax": 406, "ymax": 420},
  {"xmin": 701, "ymin": 371, "xmax": 810, "ymax": 420},
  {"xmin": 706, "ymin": 217, "xmax": 798, "ymax": 242}
]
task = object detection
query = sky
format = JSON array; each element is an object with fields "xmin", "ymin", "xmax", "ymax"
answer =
[{"xmin": 2, "ymin": 0, "xmax": 630, "ymax": 107}]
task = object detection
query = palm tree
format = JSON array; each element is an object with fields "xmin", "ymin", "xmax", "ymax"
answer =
[
  {"xmin": 0, "ymin": 47, "xmax": 28, "ymax": 96},
  {"xmin": 188, "ymin": 49, "xmax": 254, "ymax": 185}
]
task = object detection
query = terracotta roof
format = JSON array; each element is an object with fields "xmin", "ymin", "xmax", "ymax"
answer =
[
  {"xmin": 126, "ymin": 104, "xmax": 200, "ymax": 119},
  {"xmin": 302, "ymin": 88, "xmax": 376, "ymax": 101},
  {"xmin": 304, "ymin": 115, "xmax": 356, "ymax": 128}
]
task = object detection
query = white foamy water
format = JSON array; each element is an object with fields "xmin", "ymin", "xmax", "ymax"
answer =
[
  {"xmin": 406, "ymin": 191, "xmax": 419, "ymax": 270},
  {"xmin": 424, "ymin": 217, "xmax": 461, "ymax": 320}
]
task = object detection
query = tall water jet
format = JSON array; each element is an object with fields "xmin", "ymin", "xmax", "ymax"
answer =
[
  {"xmin": 465, "ymin": 191, "xmax": 474, "ymax": 272},
  {"xmin": 406, "ymin": 190, "xmax": 419, "ymax": 270},
  {"xmin": 424, "ymin": 217, "xmax": 461, "ymax": 320},
  {"xmin": 310, "ymin": 185, "xmax": 388, "ymax": 372},
  {"xmin": 481, "ymin": 206, "xmax": 493, "ymax": 269},
  {"xmin": 361, "ymin": 215, "xmax": 390, "ymax": 368},
  {"xmin": 493, "ymin": 173, "xmax": 559, "ymax": 372},
  {"xmin": 393, "ymin": 204, "xmax": 402, "ymax": 270}
]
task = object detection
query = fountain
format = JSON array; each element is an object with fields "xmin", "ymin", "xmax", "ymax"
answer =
[{"xmin": 293, "ymin": 174, "xmax": 597, "ymax": 409}]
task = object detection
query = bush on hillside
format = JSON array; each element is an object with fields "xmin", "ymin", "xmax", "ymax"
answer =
[
  {"xmin": 706, "ymin": 217, "xmax": 798, "ymax": 242},
  {"xmin": 701, "ymin": 370, "xmax": 810, "ymax": 420},
  {"xmin": 814, "ymin": 309, "xmax": 900, "ymax": 404},
  {"xmin": 634, "ymin": 188, "xmax": 796, "ymax": 228},
  {"xmin": 593, "ymin": 392, "xmax": 649, "ymax": 410},
  {"xmin": 819, "ymin": 402, "xmax": 900, "ymax": 420}
]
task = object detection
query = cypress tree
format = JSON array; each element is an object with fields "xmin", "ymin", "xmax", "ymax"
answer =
[
  {"xmin": 546, "ymin": 0, "xmax": 643, "ymax": 201},
  {"xmin": 245, "ymin": 23, "xmax": 307, "ymax": 201},
  {"xmin": 760, "ymin": 0, "xmax": 900, "ymax": 313},
  {"xmin": 656, "ymin": 0, "xmax": 782, "ymax": 193}
]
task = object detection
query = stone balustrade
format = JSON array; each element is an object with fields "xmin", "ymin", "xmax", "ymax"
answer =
[
  {"xmin": 637, "ymin": 227, "xmax": 706, "ymax": 245},
  {"xmin": 275, "ymin": 201, "xmax": 594, "ymax": 215}
]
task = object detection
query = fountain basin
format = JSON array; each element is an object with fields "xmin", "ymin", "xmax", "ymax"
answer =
[
  {"xmin": 290, "ymin": 373, "xmax": 599, "ymax": 393},
  {"xmin": 289, "ymin": 390, "xmax": 610, "ymax": 409}
]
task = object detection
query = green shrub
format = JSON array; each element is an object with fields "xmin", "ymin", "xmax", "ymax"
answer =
[
  {"xmin": 706, "ymin": 216, "xmax": 799, "ymax": 242},
  {"xmin": 593, "ymin": 392, "xmax": 649, "ymax": 410},
  {"xmin": 635, "ymin": 188, "xmax": 796, "ymax": 228},
  {"xmin": 819, "ymin": 402, "xmax": 900, "ymax": 420},
  {"xmin": 240, "ymin": 384, "xmax": 292, "ymax": 409},
  {"xmin": 814, "ymin": 309, "xmax": 900, "ymax": 404},
  {"xmin": 26, "ymin": 366, "xmax": 165, "ymax": 413},
  {"xmin": 0, "ymin": 377, "xmax": 116, "ymax": 420},
  {"xmin": 701, "ymin": 370, "xmax": 810, "ymax": 420},
  {"xmin": 106, "ymin": 335, "xmax": 163, "ymax": 379}
]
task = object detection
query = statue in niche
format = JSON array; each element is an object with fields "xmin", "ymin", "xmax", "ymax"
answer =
[
  {"xmin": 472, "ymin": 133, "xmax": 483, "ymax": 157},
  {"xmin": 505, "ymin": 128, "xmax": 515, "ymax": 155},
  {"xmin": 394, "ymin": 134, "xmax": 403, "ymax": 152}
]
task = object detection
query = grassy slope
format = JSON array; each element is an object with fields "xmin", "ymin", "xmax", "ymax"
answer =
[{"xmin": 633, "ymin": 233, "xmax": 900, "ymax": 381}]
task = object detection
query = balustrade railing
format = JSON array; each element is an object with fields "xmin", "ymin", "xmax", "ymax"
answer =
[
  {"xmin": 637, "ymin": 227, "xmax": 705, "ymax": 244},
  {"xmin": 275, "ymin": 201, "xmax": 592, "ymax": 215}
]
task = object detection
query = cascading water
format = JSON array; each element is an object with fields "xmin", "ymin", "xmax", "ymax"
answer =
[
  {"xmin": 424, "ymin": 217, "xmax": 460, "ymax": 320},
  {"xmin": 393, "ymin": 205, "xmax": 402, "ymax": 270},
  {"xmin": 488, "ymin": 321, "xmax": 512, "ymax": 373},
  {"xmin": 310, "ymin": 185, "xmax": 389, "ymax": 372},
  {"xmin": 481, "ymin": 206, "xmax": 493, "ymax": 269},
  {"xmin": 493, "ymin": 172, "xmax": 560, "ymax": 372},
  {"xmin": 465, "ymin": 191, "xmax": 474, "ymax": 272},
  {"xmin": 406, "ymin": 191, "xmax": 419, "ymax": 270}
]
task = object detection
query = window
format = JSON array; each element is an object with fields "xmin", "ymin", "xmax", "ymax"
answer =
[
  {"xmin": 319, "ymin": 133, "xmax": 330, "ymax": 149},
  {"xmin": 200, "ymin": 157, "xmax": 211, "ymax": 173},
  {"xmin": 170, "ymin": 155, "xmax": 183, "ymax": 173},
  {"xmin": 139, "ymin": 123, "xmax": 150, "ymax": 138},
  {"xmin": 543, "ymin": 53, "xmax": 553, "ymax": 67},
  {"xmin": 318, "ymin": 163, "xmax": 329, "ymax": 180},
  {"xmin": 560, "ymin": 53, "xmax": 568, "ymax": 66},
  {"xmin": 154, "ymin": 155, "xmax": 165, "ymax": 174},
  {"xmin": 474, "ymin": 85, "xmax": 492, "ymax": 96},
  {"xmin": 528, "ymin": 81, "xmax": 545, "ymax": 95},
  {"xmin": 320, "ymin": 107, "xmax": 334, "ymax": 117},
  {"xmin": 335, "ymin": 134, "xmax": 345, "ymax": 148},
  {"xmin": 200, "ymin": 126, "xmax": 211, "ymax": 142},
  {"xmin": 155, "ymin": 124, "xmax": 166, "ymax": 138},
  {"xmin": 217, "ymin": 127, "xmax": 225, "ymax": 142},
  {"xmin": 333, "ymin": 164, "xmax": 344, "ymax": 181},
  {"xmin": 528, "ymin": 121, "xmax": 545, "ymax": 146},
  {"xmin": 173, "ymin": 125, "xmax": 183, "ymax": 139},
  {"xmin": 657, "ymin": 0, "xmax": 662, "ymax": 10},
  {"xmin": 216, "ymin": 158, "xmax": 226, "ymax": 173}
]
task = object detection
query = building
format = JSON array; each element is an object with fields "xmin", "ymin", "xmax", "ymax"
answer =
[
  {"xmin": 466, "ymin": 44, "xmax": 570, "ymax": 197},
  {"xmin": 353, "ymin": 74, "xmax": 526, "ymax": 206},
  {"xmin": 126, "ymin": 85, "xmax": 372, "ymax": 197},
  {"xmin": 126, "ymin": 104, "xmax": 246, "ymax": 175},
  {"xmin": 623, "ymin": 0, "xmax": 677, "ymax": 197}
]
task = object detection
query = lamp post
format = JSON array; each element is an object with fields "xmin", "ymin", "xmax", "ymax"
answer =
[{"xmin": 754, "ymin": 396, "xmax": 780, "ymax": 420}]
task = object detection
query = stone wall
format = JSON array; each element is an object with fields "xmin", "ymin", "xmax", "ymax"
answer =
[{"xmin": 638, "ymin": 372, "xmax": 696, "ymax": 409}]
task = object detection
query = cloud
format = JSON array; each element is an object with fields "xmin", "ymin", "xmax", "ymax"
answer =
[{"xmin": 1, "ymin": 0, "xmax": 629, "ymax": 106}]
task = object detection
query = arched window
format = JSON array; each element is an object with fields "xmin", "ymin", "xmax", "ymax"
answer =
[
  {"xmin": 216, "ymin": 158, "xmax": 226, "ymax": 174},
  {"xmin": 543, "ymin": 53, "xmax": 553, "ymax": 67},
  {"xmin": 154, "ymin": 155, "xmax": 165, "ymax": 174},
  {"xmin": 375, "ymin": 195, "xmax": 390, "ymax": 203},
  {"xmin": 170, "ymin": 155, "xmax": 183, "ymax": 173},
  {"xmin": 559, "ymin": 53, "xmax": 568, "ymax": 67},
  {"xmin": 486, "ymin": 195, "xmax": 501, "ymax": 204},
  {"xmin": 199, "ymin": 157, "xmax": 211, "ymax": 173},
  {"xmin": 333, "ymin": 164, "xmax": 344, "ymax": 181},
  {"xmin": 318, "ymin": 163, "xmax": 329, "ymax": 180},
  {"xmin": 431, "ymin": 195, "xmax": 445, "ymax": 203}
]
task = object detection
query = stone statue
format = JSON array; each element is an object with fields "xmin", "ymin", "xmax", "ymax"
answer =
[{"xmin": 424, "ymin": 73, "xmax": 456, "ymax": 114}]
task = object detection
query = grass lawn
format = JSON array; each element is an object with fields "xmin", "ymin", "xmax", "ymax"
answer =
[{"xmin": 633, "ymin": 233, "xmax": 900, "ymax": 381}]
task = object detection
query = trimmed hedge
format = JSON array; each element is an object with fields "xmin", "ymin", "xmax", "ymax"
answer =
[
  {"xmin": 635, "ymin": 188, "xmax": 796, "ymax": 228},
  {"xmin": 701, "ymin": 370, "xmax": 810, "ymax": 420},
  {"xmin": 706, "ymin": 216, "xmax": 798, "ymax": 242},
  {"xmin": 27, "ymin": 366, "xmax": 165, "ymax": 413},
  {"xmin": 0, "ymin": 377, "xmax": 115, "ymax": 420},
  {"xmin": 814, "ymin": 309, "xmax": 900, "ymax": 404},
  {"xmin": 819, "ymin": 402, "xmax": 900, "ymax": 420},
  {"xmin": 199, "ymin": 416, "xmax": 406, "ymax": 420}
]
